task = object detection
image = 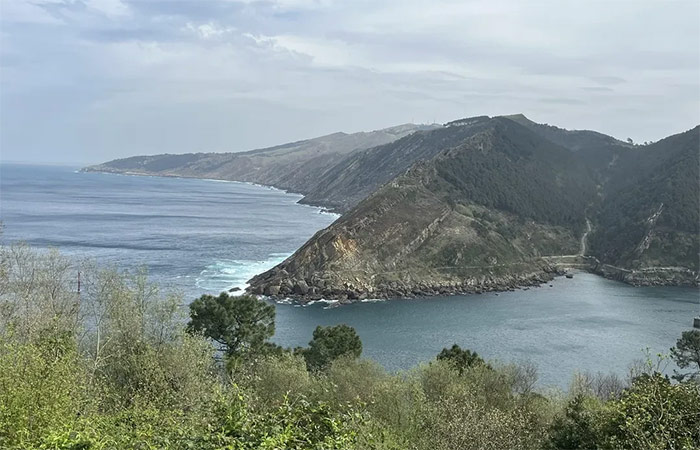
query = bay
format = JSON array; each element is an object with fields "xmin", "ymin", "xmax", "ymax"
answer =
[{"xmin": 1, "ymin": 163, "xmax": 698, "ymax": 387}]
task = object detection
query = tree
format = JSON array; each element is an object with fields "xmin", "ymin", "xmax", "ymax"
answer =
[
  {"xmin": 300, "ymin": 324, "xmax": 362, "ymax": 371},
  {"xmin": 602, "ymin": 372, "xmax": 700, "ymax": 449},
  {"xmin": 670, "ymin": 329, "xmax": 700, "ymax": 382},
  {"xmin": 546, "ymin": 394, "xmax": 603, "ymax": 450},
  {"xmin": 437, "ymin": 344, "xmax": 488, "ymax": 375},
  {"xmin": 187, "ymin": 293, "xmax": 275, "ymax": 356}
]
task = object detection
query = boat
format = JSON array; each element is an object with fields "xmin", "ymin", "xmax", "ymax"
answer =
[{"xmin": 565, "ymin": 273, "xmax": 574, "ymax": 279}]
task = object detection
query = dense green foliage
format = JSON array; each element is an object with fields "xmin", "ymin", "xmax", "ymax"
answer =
[
  {"xmin": 548, "ymin": 373, "xmax": 700, "ymax": 449},
  {"xmin": 433, "ymin": 119, "xmax": 597, "ymax": 229},
  {"xmin": 188, "ymin": 292, "xmax": 275, "ymax": 356},
  {"xmin": 671, "ymin": 329, "xmax": 700, "ymax": 382},
  {"xmin": 603, "ymin": 372, "xmax": 700, "ymax": 449},
  {"xmin": 1, "ymin": 244, "xmax": 699, "ymax": 449},
  {"xmin": 436, "ymin": 344, "xmax": 488, "ymax": 374},
  {"xmin": 589, "ymin": 126, "xmax": 700, "ymax": 268},
  {"xmin": 298, "ymin": 324, "xmax": 363, "ymax": 371},
  {"xmin": 301, "ymin": 117, "xmax": 498, "ymax": 211}
]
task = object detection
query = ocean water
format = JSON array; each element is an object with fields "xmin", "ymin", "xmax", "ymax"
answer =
[
  {"xmin": 0, "ymin": 164, "xmax": 337, "ymax": 295},
  {"xmin": 1, "ymin": 163, "xmax": 698, "ymax": 387}
]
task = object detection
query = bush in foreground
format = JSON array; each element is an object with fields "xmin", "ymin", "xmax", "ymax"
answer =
[{"xmin": 1, "ymin": 244, "xmax": 699, "ymax": 449}]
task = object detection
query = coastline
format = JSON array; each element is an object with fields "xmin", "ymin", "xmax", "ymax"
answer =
[
  {"xmin": 254, "ymin": 267, "xmax": 699, "ymax": 307},
  {"xmin": 248, "ymin": 256, "xmax": 699, "ymax": 305},
  {"xmin": 247, "ymin": 262, "xmax": 563, "ymax": 303},
  {"xmin": 83, "ymin": 167, "xmax": 699, "ymax": 300},
  {"xmin": 81, "ymin": 167, "xmax": 342, "ymax": 217}
]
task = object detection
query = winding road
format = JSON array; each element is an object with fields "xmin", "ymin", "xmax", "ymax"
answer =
[{"xmin": 579, "ymin": 218, "xmax": 592, "ymax": 256}]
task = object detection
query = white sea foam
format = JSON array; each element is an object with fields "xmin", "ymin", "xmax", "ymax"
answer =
[{"xmin": 195, "ymin": 252, "xmax": 291, "ymax": 293}]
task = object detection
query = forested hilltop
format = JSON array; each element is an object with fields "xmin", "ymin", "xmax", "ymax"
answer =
[
  {"xmin": 2, "ymin": 244, "xmax": 699, "ymax": 449},
  {"xmin": 85, "ymin": 115, "xmax": 700, "ymax": 294},
  {"xmin": 589, "ymin": 126, "xmax": 700, "ymax": 275}
]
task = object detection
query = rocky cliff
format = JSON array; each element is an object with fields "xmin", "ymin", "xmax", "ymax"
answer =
[{"xmin": 248, "ymin": 118, "xmax": 600, "ymax": 300}]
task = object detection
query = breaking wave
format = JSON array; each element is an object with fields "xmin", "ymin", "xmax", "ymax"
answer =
[{"xmin": 195, "ymin": 252, "xmax": 291, "ymax": 293}]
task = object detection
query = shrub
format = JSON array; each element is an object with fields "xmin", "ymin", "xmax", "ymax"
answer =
[
  {"xmin": 602, "ymin": 372, "xmax": 700, "ymax": 449},
  {"xmin": 300, "ymin": 324, "xmax": 362, "ymax": 371}
]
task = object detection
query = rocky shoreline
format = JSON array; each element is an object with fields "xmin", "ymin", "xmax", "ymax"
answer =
[
  {"xmin": 246, "ymin": 265, "xmax": 564, "ymax": 304},
  {"xmin": 594, "ymin": 264, "xmax": 699, "ymax": 288},
  {"xmin": 86, "ymin": 169, "xmax": 698, "ymax": 298},
  {"xmin": 246, "ymin": 263, "xmax": 699, "ymax": 305}
]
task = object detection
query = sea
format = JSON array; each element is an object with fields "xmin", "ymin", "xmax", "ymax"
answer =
[{"xmin": 1, "ymin": 163, "xmax": 698, "ymax": 387}]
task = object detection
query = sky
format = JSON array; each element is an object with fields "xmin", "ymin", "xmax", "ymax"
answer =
[{"xmin": 1, "ymin": 0, "xmax": 699, "ymax": 164}]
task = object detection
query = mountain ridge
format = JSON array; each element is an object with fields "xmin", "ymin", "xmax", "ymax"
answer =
[
  {"xmin": 83, "ymin": 123, "xmax": 438, "ymax": 202},
  {"xmin": 83, "ymin": 115, "xmax": 699, "ymax": 297},
  {"xmin": 247, "ymin": 117, "xmax": 603, "ymax": 300}
]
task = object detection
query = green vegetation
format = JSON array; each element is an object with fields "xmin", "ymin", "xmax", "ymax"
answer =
[
  {"xmin": 297, "ymin": 324, "xmax": 363, "ymax": 371},
  {"xmin": 188, "ymin": 292, "xmax": 276, "ymax": 356},
  {"xmin": 1, "ymin": 244, "xmax": 699, "ymax": 449},
  {"xmin": 249, "ymin": 118, "xmax": 599, "ymax": 299},
  {"xmin": 436, "ymin": 344, "xmax": 489, "ymax": 374},
  {"xmin": 589, "ymin": 126, "xmax": 700, "ymax": 269},
  {"xmin": 433, "ymin": 119, "xmax": 597, "ymax": 229},
  {"xmin": 671, "ymin": 330, "xmax": 700, "ymax": 382}
]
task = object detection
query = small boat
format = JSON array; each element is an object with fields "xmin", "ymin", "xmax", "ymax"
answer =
[
  {"xmin": 694, "ymin": 317, "xmax": 700, "ymax": 329},
  {"xmin": 565, "ymin": 273, "xmax": 574, "ymax": 279}
]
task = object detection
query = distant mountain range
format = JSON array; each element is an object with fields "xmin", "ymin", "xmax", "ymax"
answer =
[
  {"xmin": 84, "ymin": 123, "xmax": 437, "ymax": 206},
  {"xmin": 84, "ymin": 115, "xmax": 699, "ymax": 300}
]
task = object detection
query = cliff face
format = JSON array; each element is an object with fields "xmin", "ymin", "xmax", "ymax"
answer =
[{"xmin": 248, "ymin": 118, "xmax": 600, "ymax": 300}]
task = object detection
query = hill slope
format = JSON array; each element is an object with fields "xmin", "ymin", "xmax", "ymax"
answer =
[
  {"xmin": 589, "ymin": 126, "xmax": 700, "ymax": 280},
  {"xmin": 299, "ymin": 116, "xmax": 501, "ymax": 211},
  {"xmin": 501, "ymin": 114, "xmax": 634, "ymax": 175},
  {"xmin": 83, "ymin": 124, "xmax": 435, "ymax": 199},
  {"xmin": 85, "ymin": 114, "xmax": 698, "ymax": 293},
  {"xmin": 248, "ymin": 118, "xmax": 599, "ymax": 299}
]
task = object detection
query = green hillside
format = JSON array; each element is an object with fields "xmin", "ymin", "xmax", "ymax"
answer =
[
  {"xmin": 248, "ymin": 118, "xmax": 598, "ymax": 299},
  {"xmin": 589, "ymin": 126, "xmax": 700, "ymax": 270}
]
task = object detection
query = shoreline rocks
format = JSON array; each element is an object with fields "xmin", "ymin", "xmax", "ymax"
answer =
[
  {"xmin": 248, "ymin": 267, "xmax": 563, "ymax": 304},
  {"xmin": 247, "ymin": 264, "xmax": 698, "ymax": 306}
]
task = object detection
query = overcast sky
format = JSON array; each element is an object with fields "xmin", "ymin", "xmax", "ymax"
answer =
[{"xmin": 1, "ymin": 0, "xmax": 698, "ymax": 164}]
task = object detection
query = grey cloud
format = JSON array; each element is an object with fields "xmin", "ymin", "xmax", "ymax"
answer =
[
  {"xmin": 538, "ymin": 98, "xmax": 587, "ymax": 105},
  {"xmin": 582, "ymin": 86, "xmax": 614, "ymax": 92},
  {"xmin": 589, "ymin": 76, "xmax": 627, "ymax": 85},
  {"xmin": 1, "ymin": 0, "xmax": 698, "ymax": 164}
]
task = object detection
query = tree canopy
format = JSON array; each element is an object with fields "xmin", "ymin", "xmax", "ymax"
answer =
[
  {"xmin": 187, "ymin": 293, "xmax": 275, "ymax": 356},
  {"xmin": 437, "ymin": 344, "xmax": 488, "ymax": 375},
  {"xmin": 300, "ymin": 324, "xmax": 362, "ymax": 371},
  {"xmin": 3, "ymin": 244, "xmax": 699, "ymax": 449},
  {"xmin": 671, "ymin": 329, "xmax": 700, "ymax": 382}
]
